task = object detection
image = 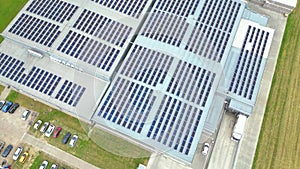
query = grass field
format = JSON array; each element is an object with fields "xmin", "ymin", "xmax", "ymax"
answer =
[
  {"xmin": 252, "ymin": 3, "xmax": 300, "ymax": 169},
  {"xmin": 6, "ymin": 90, "xmax": 150, "ymax": 169},
  {"xmin": 29, "ymin": 151, "xmax": 72, "ymax": 169},
  {"xmin": 0, "ymin": 0, "xmax": 27, "ymax": 42},
  {"xmin": 0, "ymin": 85, "xmax": 5, "ymax": 94}
]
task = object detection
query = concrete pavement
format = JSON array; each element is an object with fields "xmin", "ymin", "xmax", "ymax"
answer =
[
  {"xmin": 22, "ymin": 134, "xmax": 100, "ymax": 169},
  {"xmin": 233, "ymin": 2, "xmax": 288, "ymax": 169}
]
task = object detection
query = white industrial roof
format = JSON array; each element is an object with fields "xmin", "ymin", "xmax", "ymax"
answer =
[{"xmin": 272, "ymin": 0, "xmax": 297, "ymax": 7}]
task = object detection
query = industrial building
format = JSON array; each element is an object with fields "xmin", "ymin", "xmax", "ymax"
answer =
[{"xmin": 0, "ymin": 0, "xmax": 276, "ymax": 164}]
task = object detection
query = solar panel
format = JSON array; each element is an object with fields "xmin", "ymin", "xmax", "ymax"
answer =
[
  {"xmin": 98, "ymin": 77, "xmax": 156, "ymax": 133},
  {"xmin": 120, "ymin": 45, "xmax": 174, "ymax": 87},
  {"xmin": 90, "ymin": 0, "xmax": 149, "ymax": 18},
  {"xmin": 141, "ymin": 10, "xmax": 189, "ymax": 47},
  {"xmin": 184, "ymin": 0, "xmax": 242, "ymax": 62},
  {"xmin": 8, "ymin": 14, "xmax": 61, "ymax": 47},
  {"xmin": 229, "ymin": 25, "xmax": 271, "ymax": 100},
  {"xmin": 155, "ymin": 0, "xmax": 200, "ymax": 17},
  {"xmin": 167, "ymin": 60, "xmax": 216, "ymax": 107},
  {"xmin": 0, "ymin": 54, "xmax": 63, "ymax": 97},
  {"xmin": 73, "ymin": 9, "xmax": 133, "ymax": 47},
  {"xmin": 55, "ymin": 80, "xmax": 86, "ymax": 107},
  {"xmin": 57, "ymin": 30, "xmax": 120, "ymax": 71},
  {"xmin": 26, "ymin": 0, "xmax": 78, "ymax": 23},
  {"xmin": 147, "ymin": 95, "xmax": 203, "ymax": 155},
  {"xmin": 0, "ymin": 53, "xmax": 25, "ymax": 82}
]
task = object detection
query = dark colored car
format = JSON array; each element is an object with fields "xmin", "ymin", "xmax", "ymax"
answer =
[
  {"xmin": 62, "ymin": 132, "xmax": 71, "ymax": 144},
  {"xmin": 2, "ymin": 101, "xmax": 12, "ymax": 113},
  {"xmin": 53, "ymin": 127, "xmax": 62, "ymax": 138},
  {"xmin": 8, "ymin": 103, "xmax": 19, "ymax": 113},
  {"xmin": 1, "ymin": 144, "xmax": 13, "ymax": 157}
]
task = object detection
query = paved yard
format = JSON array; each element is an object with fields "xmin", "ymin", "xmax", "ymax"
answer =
[{"xmin": 0, "ymin": 105, "xmax": 30, "ymax": 164}]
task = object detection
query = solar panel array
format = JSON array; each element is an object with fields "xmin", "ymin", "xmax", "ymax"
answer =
[
  {"xmin": 90, "ymin": 0, "xmax": 149, "ymax": 18},
  {"xmin": 73, "ymin": 9, "xmax": 132, "ymax": 47},
  {"xmin": 229, "ymin": 25, "xmax": 270, "ymax": 100},
  {"xmin": 55, "ymin": 80, "xmax": 86, "ymax": 107},
  {"xmin": 0, "ymin": 53, "xmax": 25, "ymax": 82},
  {"xmin": 95, "ymin": 44, "xmax": 216, "ymax": 158},
  {"xmin": 0, "ymin": 53, "xmax": 86, "ymax": 107},
  {"xmin": 147, "ymin": 95, "xmax": 203, "ymax": 155},
  {"xmin": 141, "ymin": 10, "xmax": 189, "ymax": 47},
  {"xmin": 167, "ymin": 60, "xmax": 215, "ymax": 107},
  {"xmin": 26, "ymin": 0, "xmax": 78, "ymax": 23},
  {"xmin": 8, "ymin": 14, "xmax": 61, "ymax": 47},
  {"xmin": 154, "ymin": 0, "xmax": 201, "ymax": 17},
  {"xmin": 98, "ymin": 77, "xmax": 156, "ymax": 134},
  {"xmin": 19, "ymin": 66, "xmax": 62, "ymax": 96},
  {"xmin": 141, "ymin": 0, "xmax": 243, "ymax": 62},
  {"xmin": 57, "ymin": 30, "xmax": 120, "ymax": 71},
  {"xmin": 185, "ymin": 0, "xmax": 242, "ymax": 62},
  {"xmin": 120, "ymin": 45, "xmax": 174, "ymax": 87}
]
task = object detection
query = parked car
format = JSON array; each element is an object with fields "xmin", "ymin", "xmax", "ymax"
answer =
[
  {"xmin": 8, "ymin": 103, "xmax": 19, "ymax": 113},
  {"xmin": 2, "ymin": 101, "xmax": 12, "ymax": 112},
  {"xmin": 69, "ymin": 135, "xmax": 78, "ymax": 147},
  {"xmin": 21, "ymin": 110, "xmax": 30, "ymax": 120},
  {"xmin": 45, "ymin": 124, "xmax": 55, "ymax": 137},
  {"xmin": 40, "ymin": 122, "xmax": 49, "ymax": 133},
  {"xmin": 34, "ymin": 120, "xmax": 43, "ymax": 130},
  {"xmin": 19, "ymin": 152, "xmax": 29, "ymax": 163},
  {"xmin": 62, "ymin": 132, "xmax": 71, "ymax": 144},
  {"xmin": 12, "ymin": 146, "xmax": 23, "ymax": 160},
  {"xmin": 53, "ymin": 127, "xmax": 62, "ymax": 138},
  {"xmin": 39, "ymin": 160, "xmax": 48, "ymax": 169},
  {"xmin": 50, "ymin": 163, "xmax": 58, "ymax": 169},
  {"xmin": 201, "ymin": 143, "xmax": 210, "ymax": 156},
  {"xmin": 1, "ymin": 144, "xmax": 13, "ymax": 157},
  {"xmin": 0, "ymin": 100, "xmax": 5, "ymax": 109}
]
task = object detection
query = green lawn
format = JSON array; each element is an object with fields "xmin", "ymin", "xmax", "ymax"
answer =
[
  {"xmin": 0, "ymin": 0, "xmax": 28, "ymax": 43},
  {"xmin": 6, "ymin": 90, "xmax": 150, "ymax": 169},
  {"xmin": 29, "ymin": 151, "xmax": 72, "ymax": 169},
  {"xmin": 252, "ymin": 3, "xmax": 300, "ymax": 169},
  {"xmin": 0, "ymin": 85, "xmax": 5, "ymax": 95}
]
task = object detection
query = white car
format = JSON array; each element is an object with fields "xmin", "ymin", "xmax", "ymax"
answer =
[
  {"xmin": 12, "ymin": 146, "xmax": 23, "ymax": 160},
  {"xmin": 21, "ymin": 110, "xmax": 30, "ymax": 120},
  {"xmin": 40, "ymin": 122, "xmax": 49, "ymax": 133},
  {"xmin": 201, "ymin": 143, "xmax": 210, "ymax": 156},
  {"xmin": 69, "ymin": 135, "xmax": 78, "ymax": 147},
  {"xmin": 39, "ymin": 160, "xmax": 48, "ymax": 169},
  {"xmin": 50, "ymin": 163, "xmax": 58, "ymax": 169},
  {"xmin": 45, "ymin": 124, "xmax": 55, "ymax": 137},
  {"xmin": 34, "ymin": 120, "xmax": 43, "ymax": 130}
]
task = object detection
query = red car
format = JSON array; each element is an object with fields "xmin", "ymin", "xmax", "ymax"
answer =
[{"xmin": 53, "ymin": 127, "xmax": 62, "ymax": 138}]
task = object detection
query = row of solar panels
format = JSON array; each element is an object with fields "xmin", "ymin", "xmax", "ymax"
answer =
[
  {"xmin": 6, "ymin": 0, "xmax": 244, "ymax": 77},
  {"xmin": 94, "ymin": 44, "xmax": 216, "ymax": 158},
  {"xmin": 0, "ymin": 53, "xmax": 85, "ymax": 107},
  {"xmin": 229, "ymin": 25, "xmax": 270, "ymax": 100},
  {"xmin": 7, "ymin": 0, "xmax": 136, "ymax": 74}
]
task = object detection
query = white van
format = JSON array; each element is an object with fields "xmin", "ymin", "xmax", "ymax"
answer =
[{"xmin": 231, "ymin": 114, "xmax": 247, "ymax": 142}]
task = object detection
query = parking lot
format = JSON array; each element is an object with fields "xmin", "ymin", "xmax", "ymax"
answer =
[
  {"xmin": 0, "ymin": 86, "xmax": 101, "ymax": 169},
  {"xmin": 0, "ymin": 104, "xmax": 33, "ymax": 165}
]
